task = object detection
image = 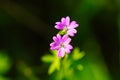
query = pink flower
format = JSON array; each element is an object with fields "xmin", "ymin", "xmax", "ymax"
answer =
[
  {"xmin": 50, "ymin": 34, "xmax": 73, "ymax": 57},
  {"xmin": 55, "ymin": 16, "xmax": 79, "ymax": 36}
]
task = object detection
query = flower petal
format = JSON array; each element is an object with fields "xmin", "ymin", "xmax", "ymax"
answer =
[
  {"xmin": 64, "ymin": 44, "xmax": 73, "ymax": 53},
  {"xmin": 53, "ymin": 36, "xmax": 57, "ymax": 42},
  {"xmin": 64, "ymin": 38, "xmax": 71, "ymax": 45},
  {"xmin": 58, "ymin": 48, "xmax": 65, "ymax": 57},
  {"xmin": 71, "ymin": 29, "xmax": 77, "ymax": 33},
  {"xmin": 50, "ymin": 45, "xmax": 59, "ymax": 50},
  {"xmin": 56, "ymin": 34, "xmax": 61, "ymax": 39},
  {"xmin": 55, "ymin": 25, "xmax": 62, "ymax": 29},
  {"xmin": 61, "ymin": 17, "xmax": 66, "ymax": 23},
  {"xmin": 67, "ymin": 30, "xmax": 74, "ymax": 36},
  {"xmin": 65, "ymin": 48, "xmax": 71, "ymax": 53},
  {"xmin": 69, "ymin": 21, "xmax": 79, "ymax": 29},
  {"xmin": 55, "ymin": 22, "xmax": 60, "ymax": 24},
  {"xmin": 67, "ymin": 44, "xmax": 73, "ymax": 49},
  {"xmin": 66, "ymin": 16, "xmax": 70, "ymax": 25},
  {"xmin": 50, "ymin": 42, "xmax": 54, "ymax": 46},
  {"xmin": 62, "ymin": 34, "xmax": 68, "ymax": 41}
]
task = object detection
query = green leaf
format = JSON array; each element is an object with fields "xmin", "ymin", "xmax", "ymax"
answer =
[
  {"xmin": 72, "ymin": 47, "xmax": 85, "ymax": 60},
  {"xmin": 48, "ymin": 61, "xmax": 56, "ymax": 75},
  {"xmin": 48, "ymin": 58, "xmax": 60, "ymax": 75},
  {"xmin": 41, "ymin": 50, "xmax": 58, "ymax": 63},
  {"xmin": 41, "ymin": 55, "xmax": 54, "ymax": 63},
  {"xmin": 41, "ymin": 50, "xmax": 61, "ymax": 75},
  {"xmin": 50, "ymin": 50, "xmax": 57, "ymax": 55}
]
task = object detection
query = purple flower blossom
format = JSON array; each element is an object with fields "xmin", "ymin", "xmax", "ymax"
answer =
[
  {"xmin": 55, "ymin": 16, "xmax": 79, "ymax": 36},
  {"xmin": 50, "ymin": 34, "xmax": 73, "ymax": 57}
]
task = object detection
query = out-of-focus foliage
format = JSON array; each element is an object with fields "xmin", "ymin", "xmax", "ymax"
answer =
[
  {"xmin": 118, "ymin": 0, "xmax": 120, "ymax": 73},
  {"xmin": 118, "ymin": 0, "xmax": 120, "ymax": 70},
  {"xmin": 0, "ymin": 52, "xmax": 11, "ymax": 80},
  {"xmin": 0, "ymin": 52, "xmax": 11, "ymax": 74},
  {"xmin": 41, "ymin": 47, "xmax": 85, "ymax": 80},
  {"xmin": 16, "ymin": 61, "xmax": 40, "ymax": 80},
  {"xmin": 41, "ymin": 47, "xmax": 111, "ymax": 80},
  {"xmin": 41, "ymin": 50, "xmax": 61, "ymax": 74},
  {"xmin": 0, "ymin": 0, "xmax": 119, "ymax": 80},
  {"xmin": 72, "ymin": 47, "xmax": 85, "ymax": 60},
  {"xmin": 0, "ymin": 76, "xmax": 9, "ymax": 80}
]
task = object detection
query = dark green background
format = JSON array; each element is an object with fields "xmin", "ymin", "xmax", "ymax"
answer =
[{"xmin": 0, "ymin": 0, "xmax": 119, "ymax": 80}]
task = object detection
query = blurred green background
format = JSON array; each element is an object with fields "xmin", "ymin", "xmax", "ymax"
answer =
[{"xmin": 0, "ymin": 0, "xmax": 119, "ymax": 80}]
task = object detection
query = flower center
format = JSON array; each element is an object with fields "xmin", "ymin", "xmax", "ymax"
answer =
[
  {"xmin": 60, "ymin": 42, "xmax": 64, "ymax": 48},
  {"xmin": 63, "ymin": 26, "xmax": 68, "ymax": 32}
]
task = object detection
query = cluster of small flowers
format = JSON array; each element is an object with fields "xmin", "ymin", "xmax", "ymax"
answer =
[{"xmin": 50, "ymin": 16, "xmax": 79, "ymax": 57}]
